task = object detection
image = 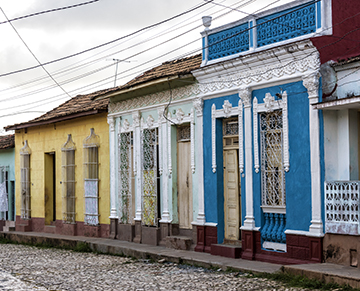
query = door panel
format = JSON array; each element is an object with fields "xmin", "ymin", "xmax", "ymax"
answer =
[
  {"xmin": 45, "ymin": 153, "xmax": 56, "ymax": 225},
  {"xmin": 224, "ymin": 149, "xmax": 240, "ymax": 240},
  {"xmin": 177, "ymin": 141, "xmax": 193, "ymax": 229}
]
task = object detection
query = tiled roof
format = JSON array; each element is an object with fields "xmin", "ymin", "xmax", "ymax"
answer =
[
  {"xmin": 90, "ymin": 54, "xmax": 202, "ymax": 100},
  {"xmin": 5, "ymin": 91, "xmax": 109, "ymax": 130},
  {"xmin": 123, "ymin": 54, "xmax": 202, "ymax": 89},
  {"xmin": 332, "ymin": 55, "xmax": 360, "ymax": 67},
  {"xmin": 0, "ymin": 134, "xmax": 14, "ymax": 149}
]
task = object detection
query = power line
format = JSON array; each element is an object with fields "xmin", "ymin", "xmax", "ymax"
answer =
[
  {"xmin": 0, "ymin": 7, "xmax": 72, "ymax": 98},
  {"xmin": 0, "ymin": 1, "xmax": 213, "ymax": 78},
  {"xmin": 0, "ymin": 0, "xmax": 99, "ymax": 25}
]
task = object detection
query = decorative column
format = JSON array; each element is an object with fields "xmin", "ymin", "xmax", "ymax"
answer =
[
  {"xmin": 193, "ymin": 98, "xmax": 206, "ymax": 252},
  {"xmin": 239, "ymin": 87, "xmax": 255, "ymax": 230},
  {"xmin": 159, "ymin": 107, "xmax": 171, "ymax": 222},
  {"xmin": 303, "ymin": 73, "xmax": 324, "ymax": 237},
  {"xmin": 239, "ymin": 87, "xmax": 256, "ymax": 260},
  {"xmin": 107, "ymin": 116, "xmax": 118, "ymax": 239},
  {"xmin": 132, "ymin": 111, "xmax": 142, "ymax": 243}
]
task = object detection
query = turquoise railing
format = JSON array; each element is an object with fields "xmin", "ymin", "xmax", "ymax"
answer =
[
  {"xmin": 204, "ymin": 1, "xmax": 318, "ymax": 62},
  {"xmin": 260, "ymin": 213, "xmax": 286, "ymax": 244}
]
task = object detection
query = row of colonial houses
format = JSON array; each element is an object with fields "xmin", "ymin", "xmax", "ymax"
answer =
[{"xmin": 2, "ymin": 0, "xmax": 360, "ymax": 268}]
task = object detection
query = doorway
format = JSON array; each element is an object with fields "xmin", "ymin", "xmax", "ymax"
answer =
[
  {"xmin": 223, "ymin": 118, "xmax": 241, "ymax": 242},
  {"xmin": 177, "ymin": 124, "xmax": 193, "ymax": 229},
  {"xmin": 45, "ymin": 152, "xmax": 56, "ymax": 225}
]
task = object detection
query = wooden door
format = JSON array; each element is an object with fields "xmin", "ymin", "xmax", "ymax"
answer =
[
  {"xmin": 224, "ymin": 149, "xmax": 240, "ymax": 240},
  {"xmin": 45, "ymin": 152, "xmax": 56, "ymax": 225},
  {"xmin": 177, "ymin": 141, "xmax": 193, "ymax": 229}
]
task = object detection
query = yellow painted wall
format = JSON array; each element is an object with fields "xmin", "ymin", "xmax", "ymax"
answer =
[{"xmin": 14, "ymin": 112, "xmax": 110, "ymax": 225}]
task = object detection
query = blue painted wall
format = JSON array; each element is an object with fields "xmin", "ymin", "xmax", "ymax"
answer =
[
  {"xmin": 203, "ymin": 81, "xmax": 323, "ymax": 242},
  {"xmin": 203, "ymin": 94, "xmax": 239, "ymax": 243},
  {"xmin": 252, "ymin": 81, "xmax": 312, "ymax": 232}
]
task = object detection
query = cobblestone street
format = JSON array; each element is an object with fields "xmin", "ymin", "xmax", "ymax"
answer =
[{"xmin": 0, "ymin": 243, "xmax": 314, "ymax": 291}]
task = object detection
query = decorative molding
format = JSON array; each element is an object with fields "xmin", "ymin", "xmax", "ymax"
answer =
[
  {"xmin": 158, "ymin": 107, "xmax": 166, "ymax": 123},
  {"xmin": 211, "ymin": 104, "xmax": 216, "ymax": 173},
  {"xmin": 303, "ymin": 72, "xmax": 320, "ymax": 100},
  {"xmin": 238, "ymin": 87, "xmax": 251, "ymax": 108},
  {"xmin": 264, "ymin": 93, "xmax": 276, "ymax": 112},
  {"xmin": 282, "ymin": 92, "xmax": 289, "ymax": 172},
  {"xmin": 168, "ymin": 113, "xmax": 172, "ymax": 175},
  {"xmin": 108, "ymin": 53, "xmax": 320, "ymax": 115},
  {"xmin": 107, "ymin": 117, "xmax": 115, "ymax": 132},
  {"xmin": 146, "ymin": 115, "xmax": 154, "ymax": 128},
  {"xmin": 190, "ymin": 109, "xmax": 195, "ymax": 174},
  {"xmin": 222, "ymin": 100, "xmax": 232, "ymax": 118},
  {"xmin": 175, "ymin": 108, "xmax": 185, "ymax": 123},
  {"xmin": 122, "ymin": 119, "xmax": 130, "ymax": 132},
  {"xmin": 238, "ymin": 100, "xmax": 244, "ymax": 173},
  {"xmin": 253, "ymin": 97, "xmax": 259, "ymax": 173},
  {"xmin": 132, "ymin": 111, "xmax": 140, "ymax": 127},
  {"xmin": 193, "ymin": 97, "xmax": 203, "ymax": 116}
]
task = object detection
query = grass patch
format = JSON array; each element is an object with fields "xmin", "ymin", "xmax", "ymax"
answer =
[
  {"xmin": 73, "ymin": 242, "xmax": 92, "ymax": 253},
  {"xmin": 248, "ymin": 271, "xmax": 359, "ymax": 291}
]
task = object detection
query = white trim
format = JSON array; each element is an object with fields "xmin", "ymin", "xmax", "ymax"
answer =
[
  {"xmin": 168, "ymin": 113, "xmax": 172, "ymax": 175},
  {"xmin": 205, "ymin": 222, "xmax": 217, "ymax": 227},
  {"xmin": 190, "ymin": 108, "xmax": 195, "ymax": 173},
  {"xmin": 108, "ymin": 116, "xmax": 118, "ymax": 219},
  {"xmin": 303, "ymin": 72, "xmax": 324, "ymax": 237},
  {"xmin": 157, "ymin": 107, "xmax": 164, "ymax": 176},
  {"xmin": 211, "ymin": 104, "xmax": 216, "ymax": 173},
  {"xmin": 262, "ymin": 241, "xmax": 286, "ymax": 252},
  {"xmin": 253, "ymin": 97, "xmax": 259, "ymax": 173},
  {"xmin": 282, "ymin": 92, "xmax": 290, "ymax": 172},
  {"xmin": 238, "ymin": 100, "xmax": 244, "ymax": 173},
  {"xmin": 261, "ymin": 206, "xmax": 286, "ymax": 214}
]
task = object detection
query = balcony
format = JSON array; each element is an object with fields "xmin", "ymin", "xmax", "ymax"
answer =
[{"xmin": 325, "ymin": 181, "xmax": 360, "ymax": 235}]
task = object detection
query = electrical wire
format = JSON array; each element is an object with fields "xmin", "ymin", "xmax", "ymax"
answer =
[
  {"xmin": 0, "ymin": 0, "xmax": 100, "ymax": 25},
  {"xmin": 0, "ymin": 1, "xmax": 213, "ymax": 78},
  {"xmin": 0, "ymin": 7, "xmax": 72, "ymax": 98}
]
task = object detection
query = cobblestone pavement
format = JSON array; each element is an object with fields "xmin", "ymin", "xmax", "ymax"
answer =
[{"xmin": 0, "ymin": 243, "xmax": 311, "ymax": 291}]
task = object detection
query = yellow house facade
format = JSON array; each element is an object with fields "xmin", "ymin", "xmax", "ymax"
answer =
[{"xmin": 6, "ymin": 93, "xmax": 111, "ymax": 237}]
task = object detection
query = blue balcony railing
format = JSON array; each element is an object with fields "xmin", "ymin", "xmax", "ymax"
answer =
[
  {"xmin": 203, "ymin": 1, "xmax": 319, "ymax": 63},
  {"xmin": 261, "ymin": 213, "xmax": 286, "ymax": 244}
]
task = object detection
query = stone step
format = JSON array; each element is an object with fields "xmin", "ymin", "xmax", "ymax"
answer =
[
  {"xmin": 44, "ymin": 225, "xmax": 56, "ymax": 234},
  {"xmin": 211, "ymin": 243, "xmax": 242, "ymax": 259},
  {"xmin": 16, "ymin": 224, "xmax": 32, "ymax": 232},
  {"xmin": 165, "ymin": 236, "xmax": 192, "ymax": 251}
]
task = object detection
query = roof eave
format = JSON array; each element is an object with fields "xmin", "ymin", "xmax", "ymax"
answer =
[
  {"xmin": 92, "ymin": 74, "xmax": 195, "ymax": 102},
  {"xmin": 5, "ymin": 109, "xmax": 106, "ymax": 131}
]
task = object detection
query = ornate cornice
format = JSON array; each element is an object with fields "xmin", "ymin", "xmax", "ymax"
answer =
[
  {"xmin": 302, "ymin": 72, "xmax": 320, "ymax": 99},
  {"xmin": 238, "ymin": 87, "xmax": 252, "ymax": 108},
  {"xmin": 108, "ymin": 53, "xmax": 320, "ymax": 114},
  {"xmin": 107, "ymin": 117, "xmax": 115, "ymax": 132}
]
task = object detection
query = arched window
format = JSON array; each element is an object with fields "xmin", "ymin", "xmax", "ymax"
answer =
[
  {"xmin": 83, "ymin": 128, "xmax": 100, "ymax": 225},
  {"xmin": 20, "ymin": 140, "xmax": 31, "ymax": 219},
  {"xmin": 61, "ymin": 134, "xmax": 76, "ymax": 223}
]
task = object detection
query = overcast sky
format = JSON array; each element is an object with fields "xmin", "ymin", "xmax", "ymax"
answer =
[{"xmin": 0, "ymin": 0, "xmax": 292, "ymax": 133}]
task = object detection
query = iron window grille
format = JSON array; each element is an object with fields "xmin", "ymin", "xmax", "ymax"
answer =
[
  {"xmin": 20, "ymin": 140, "xmax": 31, "ymax": 219},
  {"xmin": 83, "ymin": 128, "xmax": 100, "ymax": 226},
  {"xmin": 61, "ymin": 134, "xmax": 76, "ymax": 224}
]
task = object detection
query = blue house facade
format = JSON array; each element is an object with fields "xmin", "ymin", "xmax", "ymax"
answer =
[{"xmin": 193, "ymin": 0, "xmax": 332, "ymax": 263}]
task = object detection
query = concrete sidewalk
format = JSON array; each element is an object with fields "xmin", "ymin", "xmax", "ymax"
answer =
[{"xmin": 1, "ymin": 231, "xmax": 359, "ymax": 289}]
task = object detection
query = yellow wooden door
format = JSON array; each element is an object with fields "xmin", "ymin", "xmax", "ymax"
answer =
[
  {"xmin": 177, "ymin": 141, "xmax": 193, "ymax": 229},
  {"xmin": 224, "ymin": 149, "xmax": 240, "ymax": 240}
]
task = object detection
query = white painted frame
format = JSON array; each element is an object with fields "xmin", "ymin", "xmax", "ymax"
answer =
[
  {"xmin": 253, "ymin": 92, "xmax": 290, "ymax": 174},
  {"xmin": 211, "ymin": 99, "xmax": 244, "ymax": 174}
]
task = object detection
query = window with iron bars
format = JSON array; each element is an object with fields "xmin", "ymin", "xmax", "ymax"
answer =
[
  {"xmin": 20, "ymin": 140, "xmax": 31, "ymax": 219},
  {"xmin": 260, "ymin": 110, "xmax": 285, "ymax": 207},
  {"xmin": 62, "ymin": 134, "xmax": 76, "ymax": 224},
  {"xmin": 83, "ymin": 129, "xmax": 100, "ymax": 226}
]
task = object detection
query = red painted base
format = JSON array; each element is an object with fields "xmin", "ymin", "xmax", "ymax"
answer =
[
  {"xmin": 194, "ymin": 225, "xmax": 217, "ymax": 253},
  {"xmin": 15, "ymin": 216, "xmax": 110, "ymax": 238},
  {"xmin": 211, "ymin": 244, "xmax": 242, "ymax": 258}
]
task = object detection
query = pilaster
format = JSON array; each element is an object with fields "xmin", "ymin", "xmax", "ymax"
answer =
[{"xmin": 303, "ymin": 72, "xmax": 324, "ymax": 237}]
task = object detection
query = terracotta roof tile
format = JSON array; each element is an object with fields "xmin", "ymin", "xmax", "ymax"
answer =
[
  {"xmin": 0, "ymin": 134, "xmax": 14, "ymax": 149},
  {"xmin": 332, "ymin": 55, "xmax": 360, "ymax": 67},
  {"xmin": 90, "ymin": 54, "xmax": 202, "ymax": 100},
  {"xmin": 5, "ymin": 90, "xmax": 109, "ymax": 130},
  {"xmin": 123, "ymin": 54, "xmax": 202, "ymax": 89}
]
